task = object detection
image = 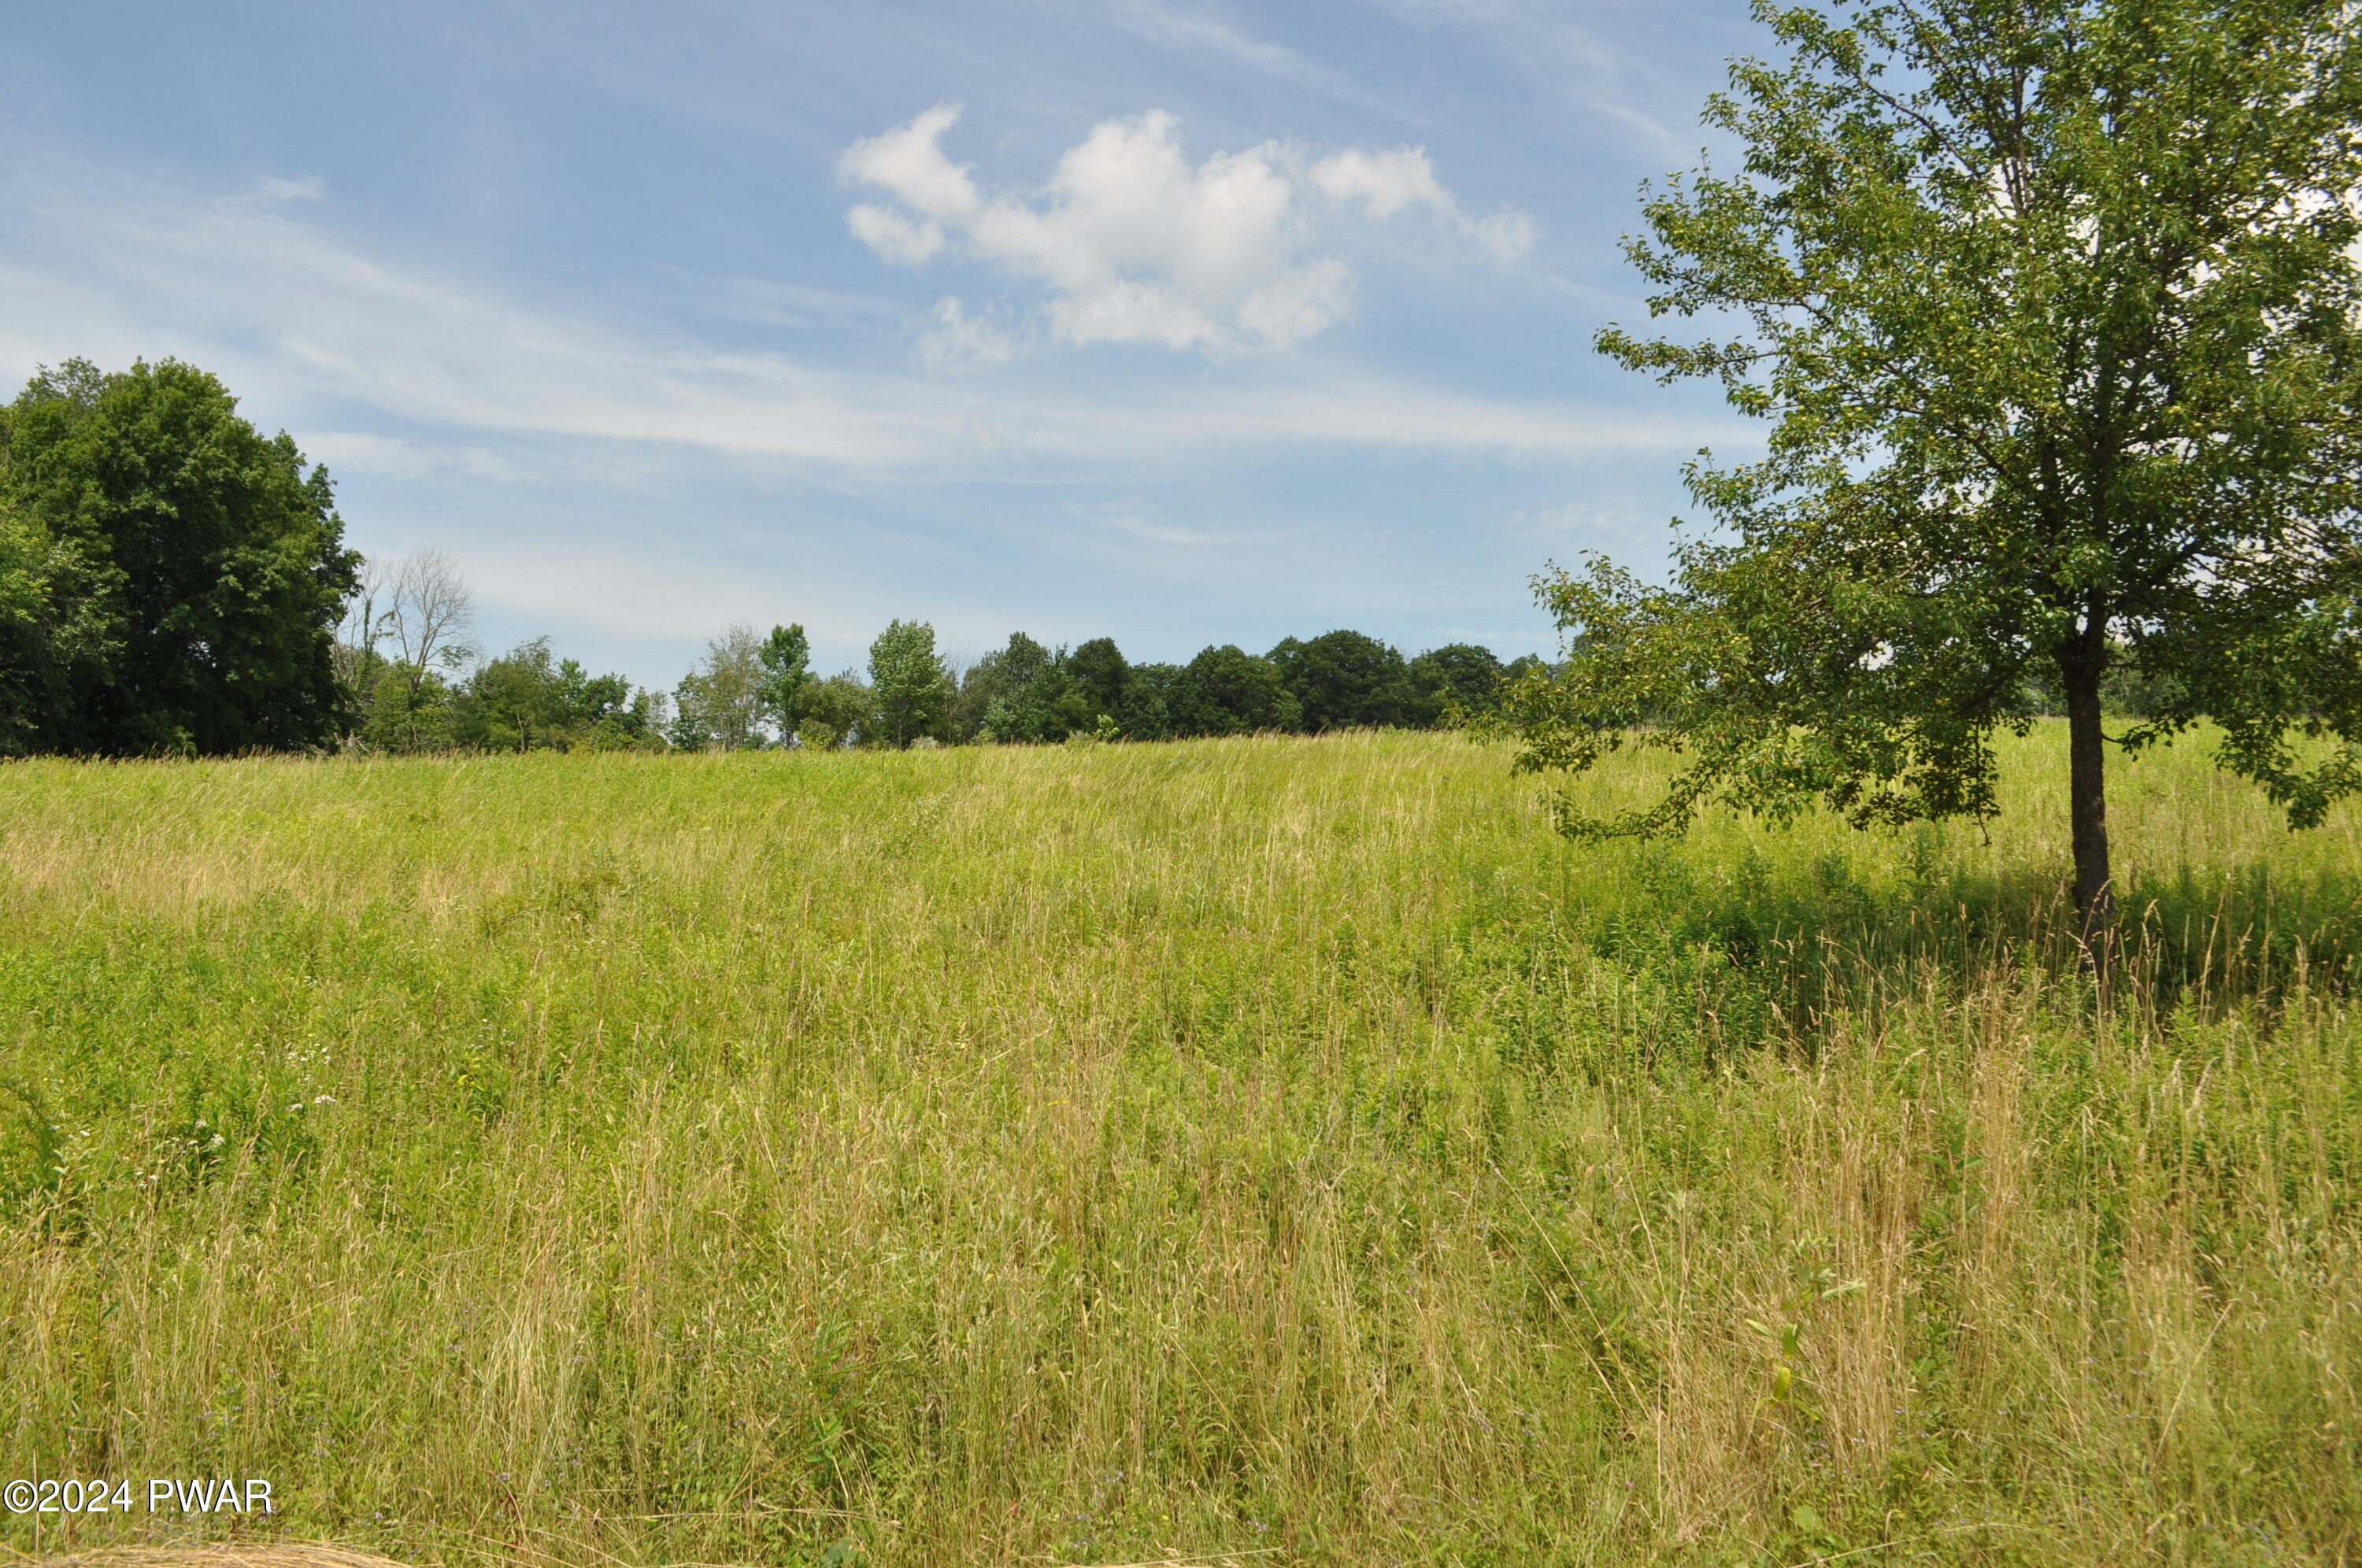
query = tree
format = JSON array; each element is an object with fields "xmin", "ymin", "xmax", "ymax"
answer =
[
  {"xmin": 947, "ymin": 645, "xmax": 1005, "ymax": 742},
  {"xmin": 451, "ymin": 639, "xmax": 562, "ymax": 752},
  {"xmin": 349, "ymin": 549, "xmax": 479, "ymax": 749},
  {"xmin": 1269, "ymin": 631, "xmax": 1412, "ymax": 731},
  {"xmin": 1068, "ymin": 637, "xmax": 1130, "ymax": 722},
  {"xmin": 1503, "ymin": 0, "xmax": 2362, "ymax": 934},
  {"xmin": 360, "ymin": 663, "xmax": 457, "ymax": 751},
  {"xmin": 0, "ymin": 358, "xmax": 361, "ymax": 754},
  {"xmin": 975, "ymin": 632, "xmax": 1105, "ymax": 743},
  {"xmin": 799, "ymin": 670, "xmax": 876, "ymax": 749},
  {"xmin": 379, "ymin": 549, "xmax": 475, "ymax": 706},
  {"xmin": 976, "ymin": 632, "xmax": 1064, "ymax": 742},
  {"xmin": 672, "ymin": 624, "xmax": 768, "ymax": 750},
  {"xmin": 0, "ymin": 492, "xmax": 115, "ymax": 755},
  {"xmin": 333, "ymin": 553, "xmax": 391, "ymax": 703},
  {"xmin": 1405, "ymin": 643, "xmax": 1506, "ymax": 726},
  {"xmin": 1173, "ymin": 645, "xmax": 1301, "ymax": 736},
  {"xmin": 447, "ymin": 638, "xmax": 658, "ymax": 753},
  {"xmin": 1117, "ymin": 662, "xmax": 1182, "ymax": 741},
  {"xmin": 868, "ymin": 619, "xmax": 950, "ymax": 747},
  {"xmin": 757, "ymin": 623, "xmax": 813, "ymax": 738}
]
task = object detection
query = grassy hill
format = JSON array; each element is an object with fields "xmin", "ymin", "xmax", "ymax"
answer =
[{"xmin": 0, "ymin": 728, "xmax": 2356, "ymax": 1566}]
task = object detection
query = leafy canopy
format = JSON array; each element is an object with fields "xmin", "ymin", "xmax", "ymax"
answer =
[
  {"xmin": 1506, "ymin": 0, "xmax": 2362, "ymax": 868},
  {"xmin": 672, "ymin": 624, "xmax": 770, "ymax": 752},
  {"xmin": 756, "ymin": 623, "xmax": 812, "ymax": 737},
  {"xmin": 1405, "ymin": 642, "xmax": 1506, "ymax": 727},
  {"xmin": 1269, "ymin": 631, "xmax": 1413, "ymax": 732},
  {"xmin": 868, "ymin": 619, "xmax": 951, "ymax": 747},
  {"xmin": 0, "ymin": 358, "xmax": 360, "ymax": 755}
]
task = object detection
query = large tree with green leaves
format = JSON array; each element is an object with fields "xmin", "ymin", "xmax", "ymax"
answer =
[
  {"xmin": 0, "ymin": 358, "xmax": 361, "ymax": 755},
  {"xmin": 451, "ymin": 638, "xmax": 657, "ymax": 753},
  {"xmin": 1067, "ymin": 637, "xmax": 1131, "ymax": 725},
  {"xmin": 1269, "ymin": 631, "xmax": 1413, "ymax": 732},
  {"xmin": 755, "ymin": 623, "xmax": 813, "ymax": 739},
  {"xmin": 868, "ymin": 619, "xmax": 950, "ymax": 747},
  {"xmin": 1505, "ymin": 0, "xmax": 2362, "ymax": 932},
  {"xmin": 1174, "ymin": 645, "xmax": 1301, "ymax": 737},
  {"xmin": 672, "ymin": 623, "xmax": 768, "ymax": 751},
  {"xmin": 974, "ymin": 632, "xmax": 1075, "ymax": 743},
  {"xmin": 1406, "ymin": 642, "xmax": 1506, "ymax": 726},
  {"xmin": 0, "ymin": 492, "xmax": 115, "ymax": 754}
]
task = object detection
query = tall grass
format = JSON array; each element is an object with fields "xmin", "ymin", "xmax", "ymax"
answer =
[{"xmin": 0, "ymin": 724, "xmax": 2356, "ymax": 1566}]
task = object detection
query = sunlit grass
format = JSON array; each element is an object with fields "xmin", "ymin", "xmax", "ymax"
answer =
[{"xmin": 0, "ymin": 725, "xmax": 2356, "ymax": 1566}]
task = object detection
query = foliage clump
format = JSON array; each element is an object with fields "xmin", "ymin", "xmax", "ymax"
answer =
[
  {"xmin": 0, "ymin": 358, "xmax": 359, "ymax": 756},
  {"xmin": 1503, "ymin": 0, "xmax": 2362, "ymax": 930}
]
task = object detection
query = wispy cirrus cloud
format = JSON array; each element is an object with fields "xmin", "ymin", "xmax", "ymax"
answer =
[
  {"xmin": 1353, "ymin": 0, "xmax": 1703, "ymax": 158},
  {"xmin": 1095, "ymin": 1, "xmax": 1427, "ymax": 124},
  {"xmin": 0, "ymin": 160, "xmax": 1707, "ymax": 475},
  {"xmin": 299, "ymin": 431, "xmax": 541, "ymax": 484}
]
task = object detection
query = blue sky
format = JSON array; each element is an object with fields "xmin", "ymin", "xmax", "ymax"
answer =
[{"xmin": 0, "ymin": 0, "xmax": 1763, "ymax": 689}]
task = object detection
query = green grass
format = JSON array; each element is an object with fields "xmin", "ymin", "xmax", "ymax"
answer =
[{"xmin": 0, "ymin": 726, "xmax": 2357, "ymax": 1566}]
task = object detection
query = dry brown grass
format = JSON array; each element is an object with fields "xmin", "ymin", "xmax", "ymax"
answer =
[{"xmin": 23, "ymin": 1545, "xmax": 413, "ymax": 1568}]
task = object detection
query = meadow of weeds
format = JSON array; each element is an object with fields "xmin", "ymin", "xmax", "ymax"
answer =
[{"xmin": 0, "ymin": 727, "xmax": 2357, "ymax": 1566}]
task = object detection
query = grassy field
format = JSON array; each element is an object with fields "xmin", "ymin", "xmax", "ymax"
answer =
[{"xmin": 0, "ymin": 726, "xmax": 2357, "ymax": 1567}]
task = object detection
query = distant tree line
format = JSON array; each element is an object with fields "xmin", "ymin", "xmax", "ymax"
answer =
[
  {"xmin": 664, "ymin": 620, "xmax": 1541, "ymax": 752},
  {"xmin": 339, "ymin": 576, "xmax": 1531, "ymax": 756},
  {"xmin": 0, "ymin": 357, "xmax": 1531, "ymax": 759},
  {"xmin": 335, "ymin": 549, "xmax": 666, "ymax": 753}
]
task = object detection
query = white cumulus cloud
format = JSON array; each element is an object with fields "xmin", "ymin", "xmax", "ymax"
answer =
[
  {"xmin": 839, "ymin": 105, "xmax": 1532, "ymax": 355},
  {"xmin": 846, "ymin": 204, "xmax": 943, "ymax": 265},
  {"xmin": 1309, "ymin": 148, "xmax": 1446, "ymax": 217},
  {"xmin": 838, "ymin": 104, "xmax": 980, "ymax": 220},
  {"xmin": 1311, "ymin": 146, "xmax": 1536, "ymax": 260}
]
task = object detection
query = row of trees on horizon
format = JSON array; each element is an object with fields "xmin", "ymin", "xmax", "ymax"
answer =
[
  {"xmin": 0, "ymin": 355, "xmax": 1526, "ymax": 760},
  {"xmin": 340, "ymin": 545, "xmax": 1532, "ymax": 754},
  {"xmin": 677, "ymin": 618, "xmax": 1529, "ymax": 751}
]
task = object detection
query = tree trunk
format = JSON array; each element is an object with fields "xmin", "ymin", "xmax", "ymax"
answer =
[{"xmin": 2061, "ymin": 656, "xmax": 2116, "ymax": 941}]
